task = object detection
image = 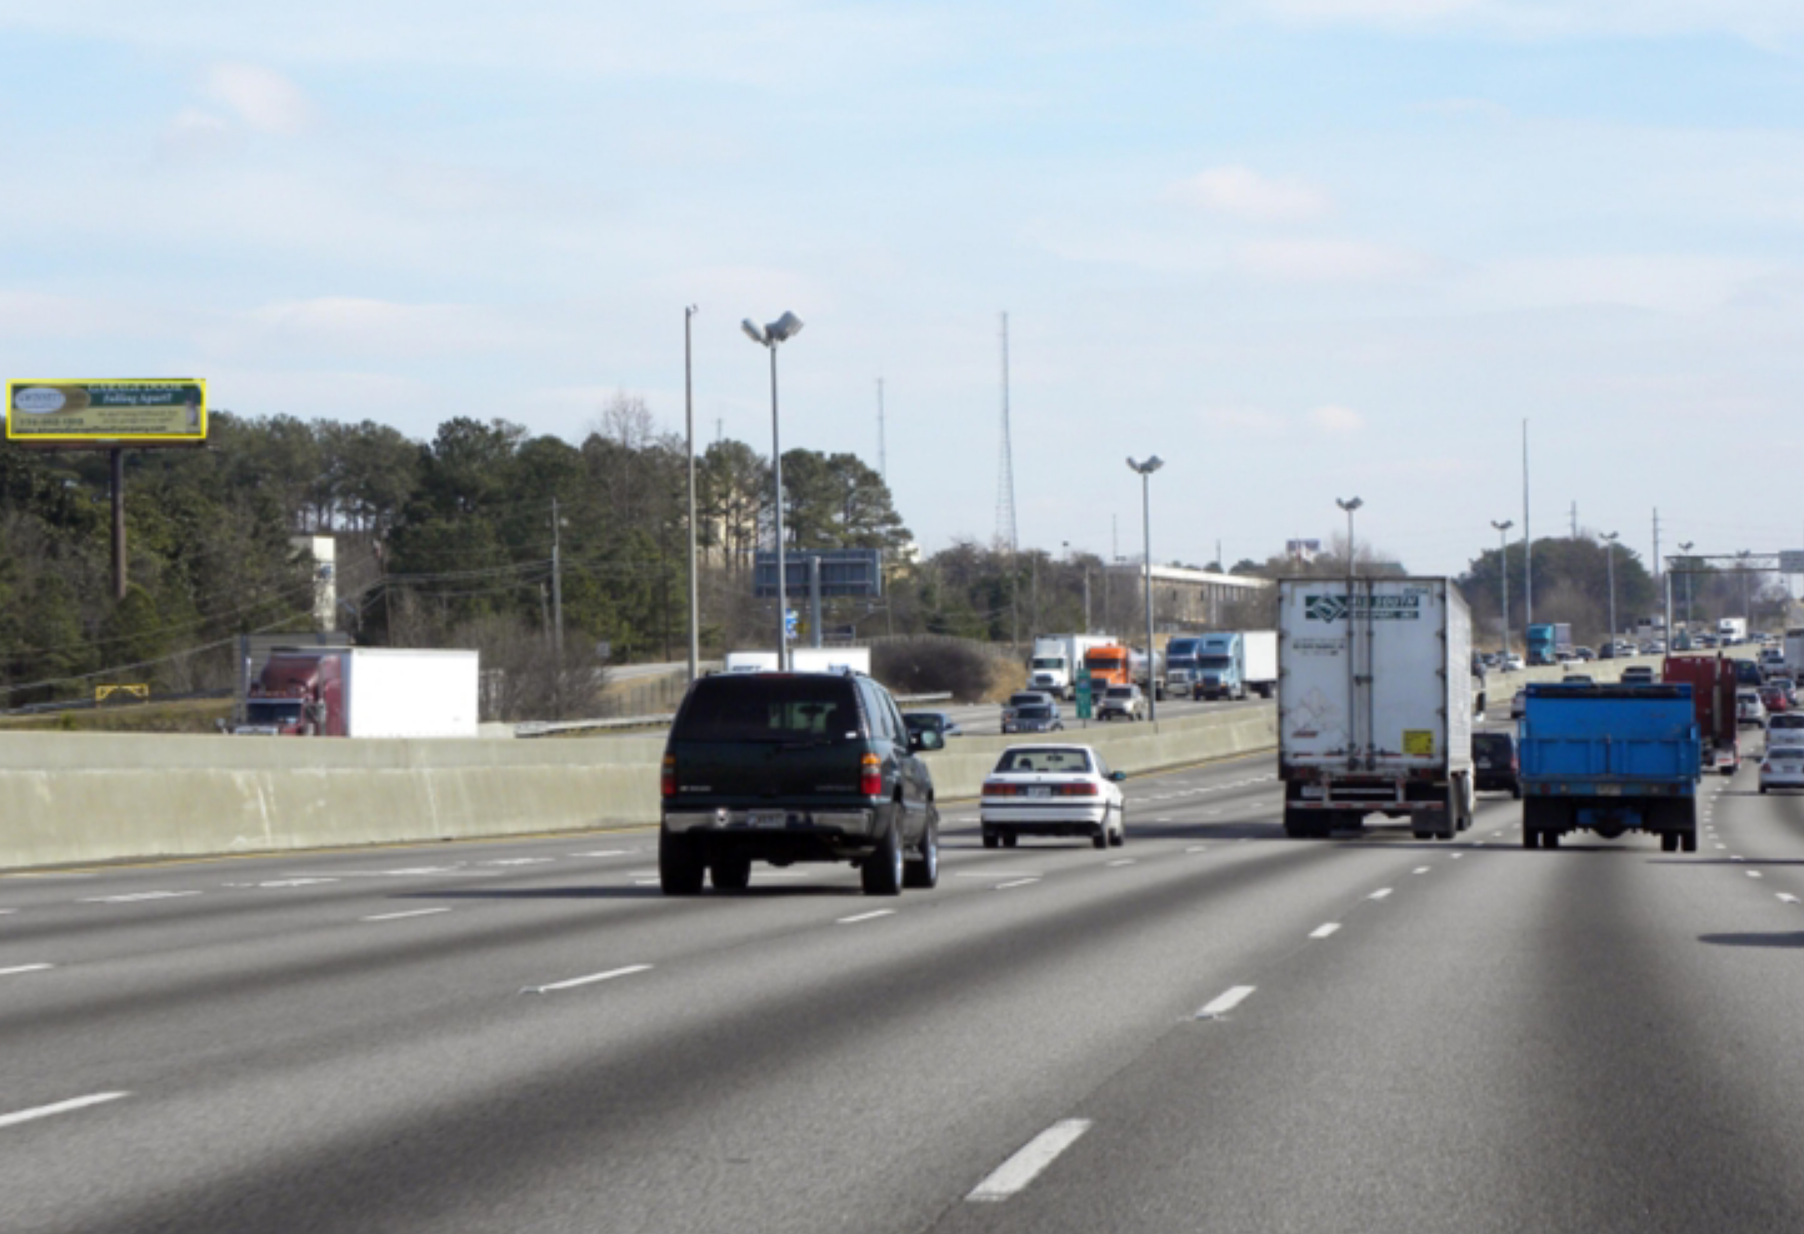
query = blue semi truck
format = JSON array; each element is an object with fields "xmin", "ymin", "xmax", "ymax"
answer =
[{"xmin": 1518, "ymin": 681, "xmax": 1701, "ymax": 851}]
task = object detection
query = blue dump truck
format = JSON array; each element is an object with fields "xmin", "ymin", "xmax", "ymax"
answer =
[{"xmin": 1519, "ymin": 682, "xmax": 1701, "ymax": 851}]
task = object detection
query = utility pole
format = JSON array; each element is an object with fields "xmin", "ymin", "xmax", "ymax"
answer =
[
  {"xmin": 1570, "ymin": 501, "xmax": 1578, "ymax": 538},
  {"xmin": 1651, "ymin": 507, "xmax": 1661, "ymax": 612},
  {"xmin": 684, "ymin": 305, "xmax": 700, "ymax": 683},
  {"xmin": 1523, "ymin": 419, "xmax": 1533, "ymax": 629},
  {"xmin": 550, "ymin": 497, "xmax": 564, "ymax": 661},
  {"xmin": 876, "ymin": 377, "xmax": 887, "ymax": 485},
  {"xmin": 1492, "ymin": 519, "xmax": 1514, "ymax": 652},
  {"xmin": 1601, "ymin": 531, "xmax": 1620, "ymax": 644},
  {"xmin": 1678, "ymin": 541, "xmax": 1695, "ymax": 630}
]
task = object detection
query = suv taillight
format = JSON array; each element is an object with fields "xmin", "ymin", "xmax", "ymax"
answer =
[
  {"xmin": 661, "ymin": 754, "xmax": 676, "ymax": 798},
  {"xmin": 860, "ymin": 753, "xmax": 883, "ymax": 797}
]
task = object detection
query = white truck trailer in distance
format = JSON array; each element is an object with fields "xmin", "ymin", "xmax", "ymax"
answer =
[
  {"xmin": 1277, "ymin": 577, "xmax": 1475, "ymax": 840},
  {"xmin": 723, "ymin": 648, "xmax": 873, "ymax": 675},
  {"xmin": 1028, "ymin": 634, "xmax": 1112, "ymax": 699}
]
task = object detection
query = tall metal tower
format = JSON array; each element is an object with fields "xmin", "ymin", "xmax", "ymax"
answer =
[
  {"xmin": 876, "ymin": 377, "xmax": 887, "ymax": 483},
  {"xmin": 995, "ymin": 312, "xmax": 1018, "ymax": 553}
]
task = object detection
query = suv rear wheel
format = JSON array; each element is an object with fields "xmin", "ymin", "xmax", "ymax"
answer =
[
  {"xmin": 659, "ymin": 827, "xmax": 705, "ymax": 895},
  {"xmin": 862, "ymin": 822, "xmax": 904, "ymax": 896},
  {"xmin": 904, "ymin": 814, "xmax": 939, "ymax": 889}
]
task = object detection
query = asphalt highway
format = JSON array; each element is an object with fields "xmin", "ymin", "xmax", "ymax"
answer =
[{"xmin": 5, "ymin": 740, "xmax": 1804, "ymax": 1233}]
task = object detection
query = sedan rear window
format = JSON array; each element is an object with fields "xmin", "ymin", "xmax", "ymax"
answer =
[
  {"xmin": 674, "ymin": 676, "xmax": 861, "ymax": 742},
  {"xmin": 994, "ymin": 748, "xmax": 1093, "ymax": 774}
]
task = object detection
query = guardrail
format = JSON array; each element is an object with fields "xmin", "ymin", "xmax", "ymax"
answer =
[{"xmin": 512, "ymin": 692, "xmax": 957, "ymax": 738}]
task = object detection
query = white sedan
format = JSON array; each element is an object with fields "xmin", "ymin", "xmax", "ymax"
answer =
[
  {"xmin": 1760, "ymin": 742, "xmax": 1804, "ymax": 794},
  {"xmin": 980, "ymin": 744, "xmax": 1127, "ymax": 850}
]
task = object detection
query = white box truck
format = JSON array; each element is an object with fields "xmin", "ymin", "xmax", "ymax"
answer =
[
  {"xmin": 1277, "ymin": 578, "xmax": 1474, "ymax": 840},
  {"xmin": 1028, "ymin": 634, "xmax": 1111, "ymax": 699},
  {"xmin": 237, "ymin": 647, "xmax": 479, "ymax": 737}
]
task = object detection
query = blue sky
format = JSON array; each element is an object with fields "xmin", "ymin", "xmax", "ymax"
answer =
[{"xmin": 4, "ymin": 1, "xmax": 1803, "ymax": 578}]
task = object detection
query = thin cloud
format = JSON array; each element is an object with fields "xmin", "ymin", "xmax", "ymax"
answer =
[
  {"xmin": 204, "ymin": 64, "xmax": 314, "ymax": 134},
  {"xmin": 1169, "ymin": 166, "xmax": 1329, "ymax": 222},
  {"xmin": 1233, "ymin": 238, "xmax": 1429, "ymax": 282},
  {"xmin": 1308, "ymin": 404, "xmax": 1365, "ymax": 434}
]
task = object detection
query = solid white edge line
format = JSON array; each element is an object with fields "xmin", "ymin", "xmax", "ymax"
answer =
[
  {"xmin": 525, "ymin": 964, "xmax": 652, "ymax": 995},
  {"xmin": 1196, "ymin": 985, "xmax": 1256, "ymax": 1019},
  {"xmin": 362, "ymin": 907, "xmax": 452, "ymax": 922},
  {"xmin": 0, "ymin": 964, "xmax": 53, "ymax": 976},
  {"xmin": 1309, "ymin": 923, "xmax": 1341, "ymax": 939},
  {"xmin": 838, "ymin": 909, "xmax": 895, "ymax": 924},
  {"xmin": 0, "ymin": 1092, "xmax": 129, "ymax": 1130},
  {"xmin": 1369, "ymin": 888, "xmax": 1393, "ymax": 900},
  {"xmin": 966, "ymin": 1119, "xmax": 1094, "ymax": 1202}
]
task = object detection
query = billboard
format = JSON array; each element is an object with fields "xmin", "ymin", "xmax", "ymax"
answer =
[
  {"xmin": 6, "ymin": 379, "xmax": 208, "ymax": 448},
  {"xmin": 753, "ymin": 549, "xmax": 883, "ymax": 598}
]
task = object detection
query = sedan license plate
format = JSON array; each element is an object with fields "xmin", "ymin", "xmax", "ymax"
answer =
[
  {"xmin": 1597, "ymin": 784, "xmax": 1621, "ymax": 796},
  {"xmin": 749, "ymin": 810, "xmax": 788, "ymax": 828},
  {"xmin": 1027, "ymin": 785, "xmax": 1052, "ymax": 798}
]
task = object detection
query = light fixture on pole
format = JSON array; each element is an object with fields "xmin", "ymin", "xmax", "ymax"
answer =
[
  {"xmin": 1336, "ymin": 497, "xmax": 1363, "ymax": 575},
  {"xmin": 1492, "ymin": 519, "xmax": 1513, "ymax": 654},
  {"xmin": 1126, "ymin": 456, "xmax": 1164, "ymax": 723},
  {"xmin": 1601, "ymin": 531, "xmax": 1620, "ymax": 645},
  {"xmin": 742, "ymin": 311, "xmax": 804, "ymax": 671},
  {"xmin": 1678, "ymin": 541, "xmax": 1695, "ymax": 630}
]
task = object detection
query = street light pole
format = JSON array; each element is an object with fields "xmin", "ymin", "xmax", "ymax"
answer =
[
  {"xmin": 1492, "ymin": 519, "xmax": 1513, "ymax": 654},
  {"xmin": 1601, "ymin": 532, "xmax": 1620, "ymax": 645},
  {"xmin": 684, "ymin": 305, "xmax": 699, "ymax": 683},
  {"xmin": 1336, "ymin": 497, "xmax": 1363, "ymax": 575},
  {"xmin": 743, "ymin": 311, "xmax": 804, "ymax": 671},
  {"xmin": 1127, "ymin": 456, "xmax": 1164, "ymax": 723},
  {"xmin": 1678, "ymin": 541, "xmax": 1695, "ymax": 630}
]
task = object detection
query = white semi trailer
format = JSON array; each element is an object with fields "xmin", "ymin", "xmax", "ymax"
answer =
[{"xmin": 1277, "ymin": 577, "xmax": 1475, "ymax": 840}]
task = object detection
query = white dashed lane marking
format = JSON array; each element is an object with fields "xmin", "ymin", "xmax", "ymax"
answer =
[
  {"xmin": 0, "ymin": 1092, "xmax": 129, "ymax": 1131},
  {"xmin": 0, "ymin": 964, "xmax": 53, "ymax": 977},
  {"xmin": 966, "ymin": 1119, "xmax": 1094, "ymax": 1203},
  {"xmin": 362, "ymin": 907, "xmax": 451, "ymax": 922},
  {"xmin": 82, "ymin": 891, "xmax": 201, "ymax": 904},
  {"xmin": 1309, "ymin": 923, "xmax": 1341, "ymax": 939},
  {"xmin": 1196, "ymin": 986, "xmax": 1257, "ymax": 1019},
  {"xmin": 838, "ymin": 910, "xmax": 895, "ymax": 924},
  {"xmin": 524, "ymin": 964, "xmax": 652, "ymax": 995},
  {"xmin": 1369, "ymin": 888, "xmax": 1394, "ymax": 901}
]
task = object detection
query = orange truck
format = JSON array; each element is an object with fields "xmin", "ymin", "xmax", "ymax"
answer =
[{"xmin": 1084, "ymin": 644, "xmax": 1162, "ymax": 698}]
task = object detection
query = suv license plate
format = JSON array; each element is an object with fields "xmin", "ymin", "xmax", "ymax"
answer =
[
  {"xmin": 749, "ymin": 810, "xmax": 788, "ymax": 828},
  {"xmin": 1028, "ymin": 786, "xmax": 1051, "ymax": 798}
]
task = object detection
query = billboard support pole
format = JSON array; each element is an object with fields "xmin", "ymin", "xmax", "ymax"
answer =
[{"xmin": 110, "ymin": 447, "xmax": 127, "ymax": 601}]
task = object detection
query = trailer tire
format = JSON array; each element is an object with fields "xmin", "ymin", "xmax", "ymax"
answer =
[
  {"xmin": 1682, "ymin": 830, "xmax": 1698, "ymax": 852},
  {"xmin": 1661, "ymin": 832, "xmax": 1678, "ymax": 853},
  {"xmin": 1543, "ymin": 830, "xmax": 1561, "ymax": 849},
  {"xmin": 1521, "ymin": 827, "xmax": 1538, "ymax": 850}
]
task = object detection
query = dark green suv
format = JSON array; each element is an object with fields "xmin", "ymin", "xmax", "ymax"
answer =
[{"xmin": 658, "ymin": 671, "xmax": 944, "ymax": 896}]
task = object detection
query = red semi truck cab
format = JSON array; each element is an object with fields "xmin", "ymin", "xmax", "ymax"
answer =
[
  {"xmin": 1662, "ymin": 653, "xmax": 1739, "ymax": 775},
  {"xmin": 239, "ymin": 652, "xmax": 346, "ymax": 736}
]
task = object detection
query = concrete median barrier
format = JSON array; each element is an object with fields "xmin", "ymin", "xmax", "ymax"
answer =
[
  {"xmin": 0, "ymin": 706, "xmax": 1282, "ymax": 872},
  {"xmin": 0, "ymin": 731, "xmax": 666, "ymax": 872}
]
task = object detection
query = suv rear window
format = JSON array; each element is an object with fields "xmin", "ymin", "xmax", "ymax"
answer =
[
  {"xmin": 1473, "ymin": 733, "xmax": 1513, "ymax": 760},
  {"xmin": 674, "ymin": 675, "xmax": 863, "ymax": 742}
]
